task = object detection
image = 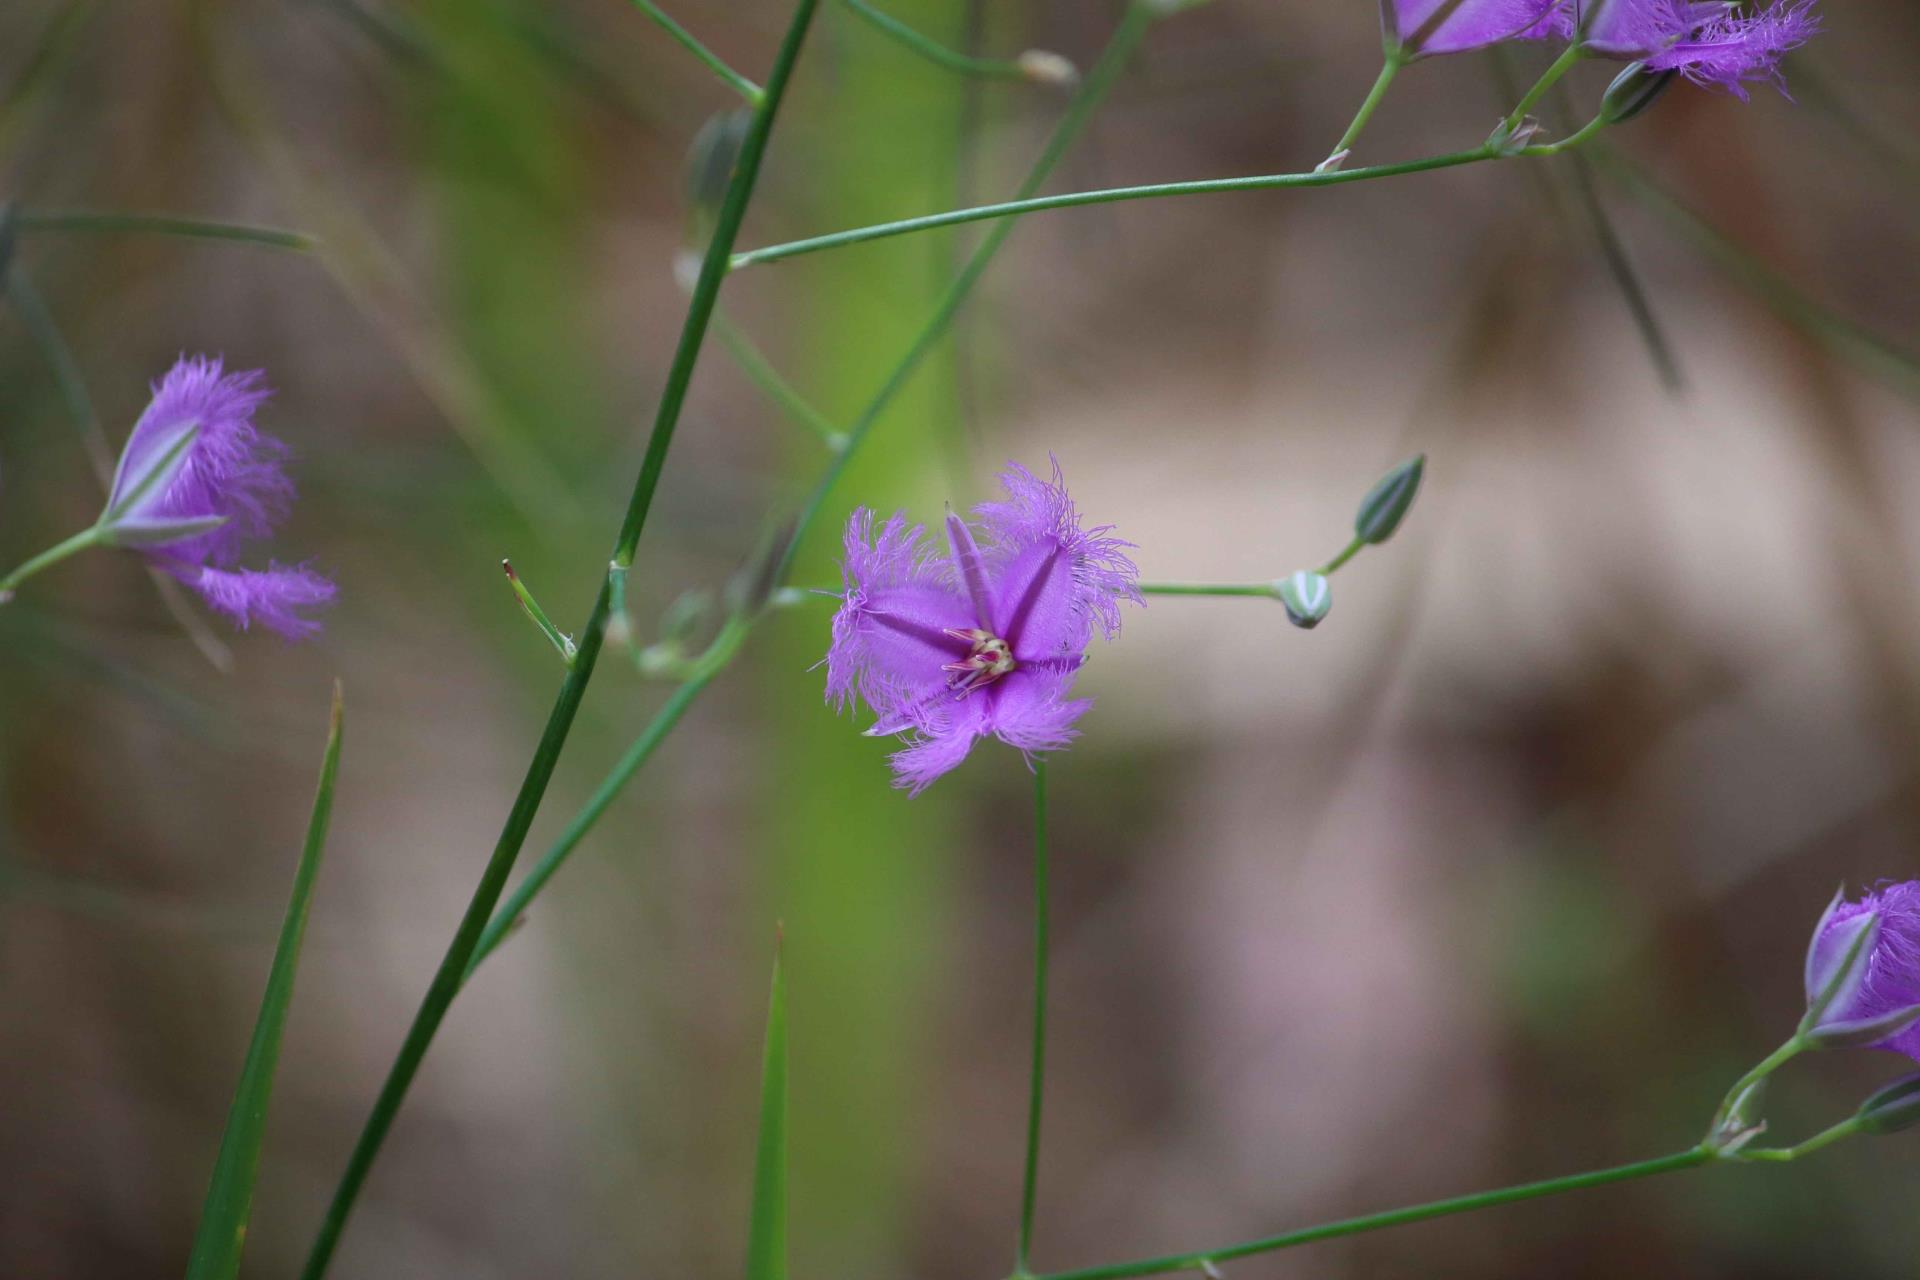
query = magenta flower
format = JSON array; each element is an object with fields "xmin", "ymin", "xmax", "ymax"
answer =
[
  {"xmin": 1382, "ymin": 0, "xmax": 1566, "ymax": 57},
  {"xmin": 1804, "ymin": 882, "xmax": 1920, "ymax": 1061},
  {"xmin": 825, "ymin": 461, "xmax": 1140, "ymax": 794},
  {"xmin": 104, "ymin": 356, "xmax": 335, "ymax": 639},
  {"xmin": 1573, "ymin": 0, "xmax": 1819, "ymax": 97}
]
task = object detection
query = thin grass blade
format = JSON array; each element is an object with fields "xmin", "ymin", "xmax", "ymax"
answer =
[
  {"xmin": 185, "ymin": 682, "xmax": 345, "ymax": 1280},
  {"xmin": 744, "ymin": 936, "xmax": 789, "ymax": 1280}
]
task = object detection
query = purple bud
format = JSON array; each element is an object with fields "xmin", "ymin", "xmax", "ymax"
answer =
[
  {"xmin": 1856, "ymin": 1072, "xmax": 1920, "ymax": 1136},
  {"xmin": 1802, "ymin": 881, "xmax": 1920, "ymax": 1062}
]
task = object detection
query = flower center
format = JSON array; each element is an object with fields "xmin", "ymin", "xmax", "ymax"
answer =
[{"xmin": 942, "ymin": 627, "xmax": 1017, "ymax": 694}]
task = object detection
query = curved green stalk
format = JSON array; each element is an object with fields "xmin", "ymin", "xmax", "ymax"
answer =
[
  {"xmin": 715, "ymin": 313, "xmax": 849, "ymax": 449},
  {"xmin": 842, "ymin": 0, "xmax": 1046, "ymax": 82},
  {"xmin": 0, "ymin": 526, "xmax": 104, "ymax": 601},
  {"xmin": 1591, "ymin": 146, "xmax": 1920, "ymax": 402},
  {"xmin": 622, "ymin": 0, "xmax": 764, "ymax": 103},
  {"xmin": 295, "ymin": 4, "xmax": 821, "ymax": 1275},
  {"xmin": 11, "ymin": 210, "xmax": 314, "ymax": 250},
  {"xmin": 1138, "ymin": 581, "xmax": 1278, "ymax": 599},
  {"xmin": 1033, "ymin": 1149, "xmax": 1712, "ymax": 1280},
  {"xmin": 731, "ymin": 146, "xmax": 1495, "ymax": 269},
  {"xmin": 1325, "ymin": 54, "xmax": 1404, "ymax": 164},
  {"xmin": 1015, "ymin": 759, "xmax": 1051, "ymax": 1275},
  {"xmin": 1500, "ymin": 42, "xmax": 1583, "ymax": 134}
]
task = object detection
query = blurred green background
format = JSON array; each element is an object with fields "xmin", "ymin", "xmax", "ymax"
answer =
[{"xmin": 4, "ymin": 1, "xmax": 1920, "ymax": 1276}]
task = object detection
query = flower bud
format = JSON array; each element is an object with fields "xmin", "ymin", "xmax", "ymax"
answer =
[
  {"xmin": 1856, "ymin": 1071, "xmax": 1920, "ymax": 1136},
  {"xmin": 1276, "ymin": 570, "xmax": 1331, "ymax": 629},
  {"xmin": 1799, "ymin": 880, "xmax": 1920, "ymax": 1063},
  {"xmin": 1599, "ymin": 62, "xmax": 1679, "ymax": 125},
  {"xmin": 1354, "ymin": 454, "xmax": 1426, "ymax": 545},
  {"xmin": 1017, "ymin": 49, "xmax": 1079, "ymax": 88},
  {"xmin": 684, "ymin": 109, "xmax": 753, "ymax": 237}
]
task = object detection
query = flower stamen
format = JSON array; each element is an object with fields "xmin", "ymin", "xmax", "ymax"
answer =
[{"xmin": 942, "ymin": 627, "xmax": 1017, "ymax": 693}]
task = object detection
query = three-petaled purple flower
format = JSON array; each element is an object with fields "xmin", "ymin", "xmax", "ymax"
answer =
[
  {"xmin": 105, "ymin": 356, "xmax": 335, "ymax": 639},
  {"xmin": 1805, "ymin": 881, "xmax": 1920, "ymax": 1062},
  {"xmin": 1572, "ymin": 0, "xmax": 1820, "ymax": 98},
  {"xmin": 825, "ymin": 461, "xmax": 1140, "ymax": 794}
]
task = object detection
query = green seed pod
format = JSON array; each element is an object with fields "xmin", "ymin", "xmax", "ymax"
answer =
[
  {"xmin": 1354, "ymin": 454, "xmax": 1426, "ymax": 546},
  {"xmin": 1277, "ymin": 570, "xmax": 1331, "ymax": 629},
  {"xmin": 1855, "ymin": 1072, "xmax": 1920, "ymax": 1136},
  {"xmin": 1600, "ymin": 62, "xmax": 1680, "ymax": 125}
]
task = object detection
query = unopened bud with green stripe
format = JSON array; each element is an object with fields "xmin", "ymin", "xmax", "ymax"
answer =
[
  {"xmin": 1355, "ymin": 454, "xmax": 1425, "ymax": 546},
  {"xmin": 1277, "ymin": 570, "xmax": 1331, "ymax": 629}
]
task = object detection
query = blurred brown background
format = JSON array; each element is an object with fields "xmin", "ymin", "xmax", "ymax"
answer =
[{"xmin": 4, "ymin": 0, "xmax": 1920, "ymax": 1276}]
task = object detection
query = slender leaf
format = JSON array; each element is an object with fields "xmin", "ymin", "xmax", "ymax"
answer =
[
  {"xmin": 744, "ymin": 935, "xmax": 788, "ymax": 1280},
  {"xmin": 185, "ymin": 682, "xmax": 345, "ymax": 1280}
]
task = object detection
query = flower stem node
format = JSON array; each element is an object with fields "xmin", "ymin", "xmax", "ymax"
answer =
[
  {"xmin": 1855, "ymin": 1072, "xmax": 1920, "ymax": 1136},
  {"xmin": 1017, "ymin": 49, "xmax": 1080, "ymax": 88},
  {"xmin": 1599, "ymin": 61, "xmax": 1680, "ymax": 124},
  {"xmin": 1487, "ymin": 116, "xmax": 1544, "ymax": 156},
  {"xmin": 1355, "ymin": 453, "xmax": 1426, "ymax": 545},
  {"xmin": 1276, "ymin": 570, "xmax": 1332, "ymax": 629},
  {"xmin": 1705, "ymin": 1078, "xmax": 1768, "ymax": 1156},
  {"xmin": 1314, "ymin": 149, "xmax": 1350, "ymax": 175}
]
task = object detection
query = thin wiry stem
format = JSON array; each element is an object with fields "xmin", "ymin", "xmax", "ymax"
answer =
[
  {"xmin": 294, "ymin": 3, "xmax": 821, "ymax": 1275},
  {"xmin": 731, "ymin": 146, "xmax": 1497, "ymax": 269},
  {"xmin": 622, "ymin": 0, "xmax": 764, "ymax": 103},
  {"xmin": 1033, "ymin": 1149, "xmax": 1713, "ymax": 1280},
  {"xmin": 1592, "ymin": 146, "xmax": 1920, "ymax": 402},
  {"xmin": 11, "ymin": 210, "xmax": 314, "ymax": 250},
  {"xmin": 1016, "ymin": 758, "xmax": 1051, "ymax": 1275},
  {"xmin": 1324, "ymin": 53, "xmax": 1403, "ymax": 165},
  {"xmin": 714, "ymin": 312, "xmax": 848, "ymax": 449},
  {"xmin": 841, "ymin": 0, "xmax": 1045, "ymax": 82},
  {"xmin": 1138, "ymin": 581, "xmax": 1277, "ymax": 598}
]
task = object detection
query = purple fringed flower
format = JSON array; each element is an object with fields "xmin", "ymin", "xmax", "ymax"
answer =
[
  {"xmin": 103, "ymin": 356, "xmax": 335, "ymax": 639},
  {"xmin": 1574, "ymin": 0, "xmax": 1819, "ymax": 98},
  {"xmin": 825, "ymin": 460, "xmax": 1141, "ymax": 795},
  {"xmin": 1383, "ymin": 0, "xmax": 1566, "ymax": 57},
  {"xmin": 1805, "ymin": 882, "xmax": 1920, "ymax": 1061}
]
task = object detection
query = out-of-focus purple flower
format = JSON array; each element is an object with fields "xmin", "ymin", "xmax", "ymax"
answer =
[
  {"xmin": 1573, "ymin": 0, "xmax": 1820, "ymax": 98},
  {"xmin": 1382, "ymin": 0, "xmax": 1566, "ymax": 57},
  {"xmin": 103, "ymin": 356, "xmax": 334, "ymax": 639},
  {"xmin": 825, "ymin": 460, "xmax": 1140, "ymax": 795},
  {"xmin": 1805, "ymin": 882, "xmax": 1920, "ymax": 1061}
]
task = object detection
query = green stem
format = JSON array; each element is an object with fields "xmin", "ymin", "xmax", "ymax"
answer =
[
  {"xmin": 1708, "ymin": 1036, "xmax": 1803, "ymax": 1134},
  {"xmin": 1320, "ymin": 536, "xmax": 1367, "ymax": 575},
  {"xmin": 733, "ymin": 145, "xmax": 1494, "ymax": 270},
  {"xmin": 1591, "ymin": 146, "xmax": 1920, "ymax": 402},
  {"xmin": 1521, "ymin": 113, "xmax": 1607, "ymax": 157},
  {"xmin": 1138, "ymin": 581, "xmax": 1278, "ymax": 598},
  {"xmin": 466, "ymin": 619, "xmax": 746, "ymax": 977},
  {"xmin": 1016, "ymin": 759, "xmax": 1051, "ymax": 1275},
  {"xmin": 1501, "ymin": 42, "xmax": 1583, "ymax": 135},
  {"xmin": 1034, "ymin": 1149, "xmax": 1712, "ymax": 1280},
  {"xmin": 715, "ymin": 312, "xmax": 849, "ymax": 449},
  {"xmin": 841, "ymin": 0, "xmax": 1038, "ymax": 82},
  {"xmin": 11, "ymin": 210, "xmax": 313, "ymax": 250},
  {"xmin": 1326, "ymin": 54, "xmax": 1403, "ymax": 163},
  {"xmin": 1734, "ymin": 1116, "xmax": 1865, "ymax": 1163},
  {"xmin": 622, "ymin": 0, "xmax": 764, "ymax": 104},
  {"xmin": 295, "ymin": 4, "xmax": 819, "ymax": 1276},
  {"xmin": 0, "ymin": 525, "xmax": 104, "ymax": 600}
]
